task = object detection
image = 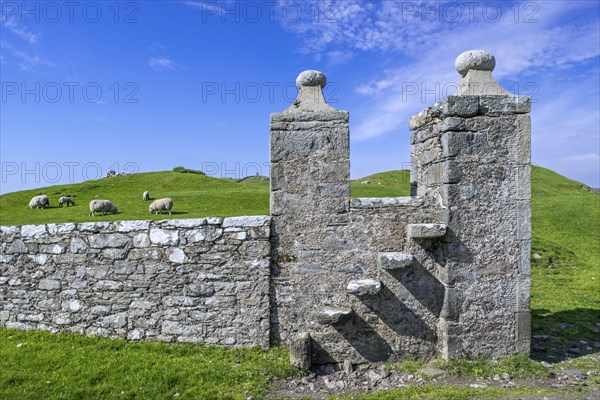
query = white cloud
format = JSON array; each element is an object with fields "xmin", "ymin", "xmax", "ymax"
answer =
[
  {"xmin": 148, "ymin": 57, "xmax": 177, "ymax": 70},
  {"xmin": 0, "ymin": 16, "xmax": 40, "ymax": 44},
  {"xmin": 0, "ymin": 39, "xmax": 54, "ymax": 70},
  {"xmin": 559, "ymin": 153, "xmax": 599, "ymax": 162}
]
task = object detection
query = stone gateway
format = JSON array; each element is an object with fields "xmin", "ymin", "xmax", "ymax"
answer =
[{"xmin": 0, "ymin": 50, "xmax": 530, "ymax": 367}]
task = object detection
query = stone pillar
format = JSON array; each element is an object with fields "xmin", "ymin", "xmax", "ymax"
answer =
[
  {"xmin": 409, "ymin": 50, "xmax": 531, "ymax": 358},
  {"xmin": 270, "ymin": 70, "xmax": 351, "ymax": 347}
]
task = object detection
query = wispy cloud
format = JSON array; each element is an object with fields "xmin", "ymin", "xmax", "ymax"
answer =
[
  {"xmin": 182, "ymin": 0, "xmax": 227, "ymax": 13},
  {"xmin": 147, "ymin": 42, "xmax": 167, "ymax": 51},
  {"xmin": 276, "ymin": 1, "xmax": 599, "ymax": 141},
  {"xmin": 148, "ymin": 57, "xmax": 177, "ymax": 70},
  {"xmin": 559, "ymin": 153, "xmax": 599, "ymax": 162},
  {"xmin": 275, "ymin": 0, "xmax": 599, "ymax": 185},
  {"xmin": 0, "ymin": 39, "xmax": 54, "ymax": 70},
  {"xmin": 0, "ymin": 16, "xmax": 40, "ymax": 44}
]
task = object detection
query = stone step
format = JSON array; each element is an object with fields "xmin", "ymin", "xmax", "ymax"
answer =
[
  {"xmin": 315, "ymin": 307, "xmax": 353, "ymax": 324},
  {"xmin": 378, "ymin": 252, "xmax": 415, "ymax": 270},
  {"xmin": 407, "ymin": 223, "xmax": 446, "ymax": 239},
  {"xmin": 347, "ymin": 279, "xmax": 382, "ymax": 296}
]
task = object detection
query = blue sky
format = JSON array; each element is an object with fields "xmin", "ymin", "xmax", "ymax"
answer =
[{"xmin": 1, "ymin": 0, "xmax": 599, "ymax": 194}]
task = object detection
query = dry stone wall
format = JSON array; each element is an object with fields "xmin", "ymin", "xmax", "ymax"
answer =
[{"xmin": 0, "ymin": 217, "xmax": 272, "ymax": 348}]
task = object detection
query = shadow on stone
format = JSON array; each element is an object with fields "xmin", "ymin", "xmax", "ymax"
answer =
[
  {"xmin": 332, "ymin": 313, "xmax": 393, "ymax": 362},
  {"xmin": 361, "ymin": 286, "xmax": 437, "ymax": 343},
  {"xmin": 387, "ymin": 260, "xmax": 445, "ymax": 317},
  {"xmin": 414, "ymin": 228, "xmax": 474, "ymax": 269},
  {"xmin": 309, "ymin": 337, "xmax": 338, "ymax": 366}
]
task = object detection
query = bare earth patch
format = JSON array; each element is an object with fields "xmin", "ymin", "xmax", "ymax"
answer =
[{"xmin": 268, "ymin": 354, "xmax": 600, "ymax": 400}]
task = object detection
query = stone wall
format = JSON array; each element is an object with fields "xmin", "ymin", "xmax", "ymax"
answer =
[{"xmin": 0, "ymin": 216, "xmax": 272, "ymax": 348}]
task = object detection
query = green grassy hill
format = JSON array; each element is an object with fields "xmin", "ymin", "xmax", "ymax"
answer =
[
  {"xmin": 0, "ymin": 169, "xmax": 412, "ymax": 226},
  {"xmin": 0, "ymin": 171, "xmax": 271, "ymax": 226}
]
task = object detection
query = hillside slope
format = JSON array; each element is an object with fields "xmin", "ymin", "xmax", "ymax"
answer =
[{"xmin": 0, "ymin": 171, "xmax": 270, "ymax": 226}]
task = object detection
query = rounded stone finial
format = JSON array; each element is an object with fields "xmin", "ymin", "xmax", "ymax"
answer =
[
  {"xmin": 296, "ymin": 70, "xmax": 327, "ymax": 88},
  {"xmin": 455, "ymin": 50, "xmax": 496, "ymax": 77}
]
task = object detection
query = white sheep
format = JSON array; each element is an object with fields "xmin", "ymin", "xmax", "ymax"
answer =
[
  {"xmin": 143, "ymin": 191, "xmax": 150, "ymax": 201},
  {"xmin": 89, "ymin": 199, "xmax": 118, "ymax": 216},
  {"xmin": 29, "ymin": 195, "xmax": 49, "ymax": 209},
  {"xmin": 149, "ymin": 198, "xmax": 173, "ymax": 215},
  {"xmin": 58, "ymin": 196, "xmax": 75, "ymax": 207}
]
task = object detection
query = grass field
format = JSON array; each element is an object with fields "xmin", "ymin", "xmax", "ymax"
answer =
[
  {"xmin": 0, "ymin": 169, "xmax": 411, "ymax": 226},
  {"xmin": 1, "ymin": 166, "xmax": 599, "ymax": 399}
]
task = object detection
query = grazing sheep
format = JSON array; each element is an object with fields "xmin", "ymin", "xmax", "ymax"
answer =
[
  {"xmin": 29, "ymin": 195, "xmax": 50, "ymax": 209},
  {"xmin": 149, "ymin": 198, "xmax": 173, "ymax": 215},
  {"xmin": 89, "ymin": 199, "xmax": 118, "ymax": 216},
  {"xmin": 143, "ymin": 191, "xmax": 150, "ymax": 201},
  {"xmin": 58, "ymin": 196, "xmax": 75, "ymax": 207}
]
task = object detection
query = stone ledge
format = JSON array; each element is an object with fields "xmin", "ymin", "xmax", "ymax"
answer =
[
  {"xmin": 378, "ymin": 252, "xmax": 415, "ymax": 270},
  {"xmin": 347, "ymin": 279, "xmax": 382, "ymax": 296},
  {"xmin": 270, "ymin": 110, "xmax": 349, "ymax": 122},
  {"xmin": 315, "ymin": 307, "xmax": 353, "ymax": 324},
  {"xmin": 350, "ymin": 197, "xmax": 423, "ymax": 209},
  {"xmin": 222, "ymin": 216, "xmax": 270, "ymax": 228},
  {"xmin": 407, "ymin": 223, "xmax": 447, "ymax": 239},
  {"xmin": 479, "ymin": 96, "xmax": 531, "ymax": 115}
]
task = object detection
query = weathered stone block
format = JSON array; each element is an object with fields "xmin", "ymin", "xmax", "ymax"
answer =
[
  {"xmin": 117, "ymin": 220, "xmax": 150, "ymax": 232},
  {"xmin": 516, "ymin": 165, "xmax": 531, "ymax": 200},
  {"xmin": 222, "ymin": 216, "xmax": 270, "ymax": 228},
  {"xmin": 516, "ymin": 311, "xmax": 531, "ymax": 354},
  {"xmin": 167, "ymin": 248, "xmax": 186, "ymax": 264},
  {"xmin": 479, "ymin": 96, "xmax": 531, "ymax": 115},
  {"xmin": 436, "ymin": 117, "xmax": 466, "ymax": 133},
  {"xmin": 441, "ymin": 131, "xmax": 488, "ymax": 158},
  {"xmin": 149, "ymin": 228, "xmax": 179, "ymax": 246},
  {"xmin": 350, "ymin": 197, "xmax": 422, "ymax": 209},
  {"xmin": 38, "ymin": 279, "xmax": 61, "ymax": 291},
  {"xmin": 8, "ymin": 239, "xmax": 28, "ymax": 254},
  {"xmin": 41, "ymin": 244, "xmax": 65, "ymax": 254},
  {"xmin": 407, "ymin": 224, "xmax": 446, "ymax": 239},
  {"xmin": 346, "ymin": 279, "xmax": 382, "ymax": 296},
  {"xmin": 441, "ymin": 96, "xmax": 479, "ymax": 117},
  {"xmin": 314, "ymin": 307, "xmax": 353, "ymax": 324},
  {"xmin": 515, "ymin": 114, "xmax": 531, "ymax": 164},
  {"xmin": 378, "ymin": 252, "xmax": 415, "ymax": 270},
  {"xmin": 89, "ymin": 233, "xmax": 130, "ymax": 248},
  {"xmin": 516, "ymin": 274, "xmax": 530, "ymax": 311},
  {"xmin": 516, "ymin": 200, "xmax": 531, "ymax": 240},
  {"xmin": 70, "ymin": 237, "xmax": 88, "ymax": 253},
  {"xmin": 162, "ymin": 218, "xmax": 206, "ymax": 228},
  {"xmin": 78, "ymin": 222, "xmax": 111, "ymax": 232},
  {"xmin": 21, "ymin": 224, "xmax": 47, "ymax": 238},
  {"xmin": 289, "ymin": 332, "xmax": 311, "ymax": 370},
  {"xmin": 47, "ymin": 223, "xmax": 76, "ymax": 234}
]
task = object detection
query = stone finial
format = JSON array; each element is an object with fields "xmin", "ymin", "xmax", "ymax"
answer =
[
  {"xmin": 296, "ymin": 70, "xmax": 327, "ymax": 88},
  {"xmin": 455, "ymin": 50, "xmax": 496, "ymax": 77},
  {"xmin": 284, "ymin": 70, "xmax": 335, "ymax": 113},
  {"xmin": 454, "ymin": 50, "xmax": 512, "ymax": 96}
]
